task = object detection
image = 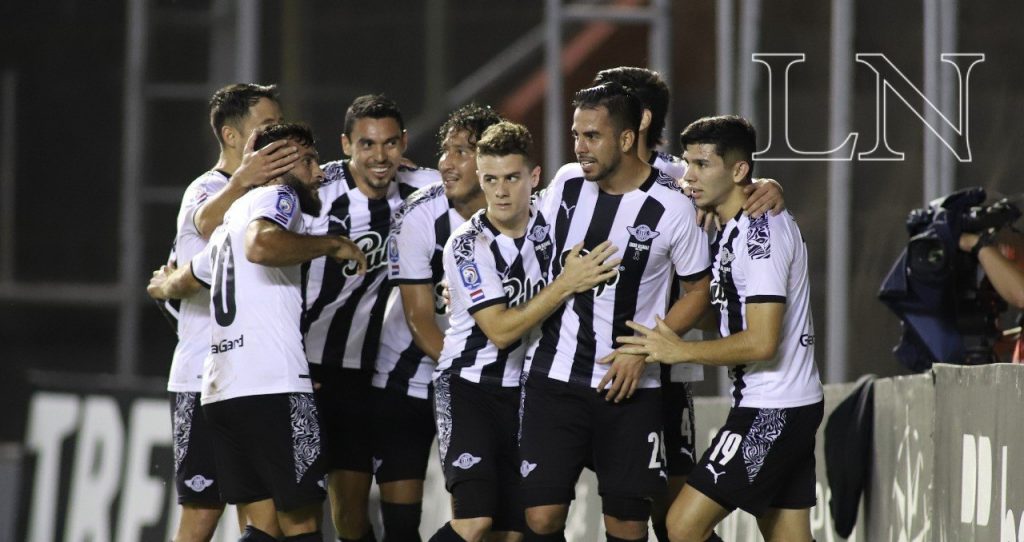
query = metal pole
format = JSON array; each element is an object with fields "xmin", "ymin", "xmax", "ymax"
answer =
[
  {"xmin": 425, "ymin": 0, "xmax": 447, "ymax": 115},
  {"xmin": 235, "ymin": 0, "xmax": 260, "ymax": 82},
  {"xmin": 716, "ymin": 0, "xmax": 734, "ymax": 114},
  {"xmin": 826, "ymin": 0, "xmax": 854, "ymax": 384},
  {"xmin": 737, "ymin": 0, "xmax": 762, "ymax": 120},
  {"xmin": 649, "ymin": 0, "xmax": 672, "ymax": 150},
  {"xmin": 922, "ymin": 0, "xmax": 939, "ymax": 204},
  {"xmin": 939, "ymin": 0, "xmax": 957, "ymax": 194},
  {"xmin": 118, "ymin": 0, "xmax": 148, "ymax": 377},
  {"xmin": 544, "ymin": 0, "xmax": 564, "ymax": 175},
  {"xmin": 1, "ymin": 71, "xmax": 16, "ymax": 283}
]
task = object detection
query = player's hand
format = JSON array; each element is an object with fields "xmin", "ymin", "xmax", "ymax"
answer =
[
  {"xmin": 232, "ymin": 130, "xmax": 300, "ymax": 188},
  {"xmin": 440, "ymin": 279, "xmax": 452, "ymax": 314},
  {"xmin": 616, "ymin": 317, "xmax": 687, "ymax": 364},
  {"xmin": 330, "ymin": 237, "xmax": 368, "ymax": 274},
  {"xmin": 560, "ymin": 241, "xmax": 620, "ymax": 293},
  {"xmin": 595, "ymin": 350, "xmax": 645, "ymax": 403},
  {"xmin": 743, "ymin": 178, "xmax": 785, "ymax": 219},
  {"xmin": 146, "ymin": 264, "xmax": 175, "ymax": 300}
]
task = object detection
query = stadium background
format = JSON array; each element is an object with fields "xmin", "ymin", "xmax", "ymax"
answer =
[{"xmin": 0, "ymin": 1, "xmax": 1022, "ymax": 540}]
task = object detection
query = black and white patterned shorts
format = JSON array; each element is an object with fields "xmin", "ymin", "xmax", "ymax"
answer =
[
  {"xmin": 170, "ymin": 392, "xmax": 222, "ymax": 505},
  {"xmin": 687, "ymin": 400, "xmax": 823, "ymax": 517},
  {"xmin": 203, "ymin": 393, "xmax": 327, "ymax": 511}
]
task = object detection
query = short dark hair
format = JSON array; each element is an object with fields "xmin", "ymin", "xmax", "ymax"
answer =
[
  {"xmin": 594, "ymin": 67, "xmax": 670, "ymax": 149},
  {"xmin": 254, "ymin": 123, "xmax": 316, "ymax": 152},
  {"xmin": 572, "ymin": 82, "xmax": 644, "ymax": 142},
  {"xmin": 343, "ymin": 94, "xmax": 404, "ymax": 137},
  {"xmin": 437, "ymin": 103, "xmax": 503, "ymax": 151},
  {"xmin": 208, "ymin": 83, "xmax": 279, "ymax": 145},
  {"xmin": 476, "ymin": 121, "xmax": 534, "ymax": 166},
  {"xmin": 679, "ymin": 115, "xmax": 757, "ymax": 179}
]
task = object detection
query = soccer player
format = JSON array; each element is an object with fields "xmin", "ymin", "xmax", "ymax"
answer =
[
  {"xmin": 162, "ymin": 82, "xmax": 298, "ymax": 542},
  {"xmin": 518, "ymin": 82, "xmax": 711, "ymax": 542},
  {"xmin": 373, "ymin": 104, "xmax": 503, "ymax": 540},
  {"xmin": 149, "ymin": 123, "xmax": 368, "ymax": 542},
  {"xmin": 302, "ymin": 95, "xmax": 438, "ymax": 542},
  {"xmin": 430, "ymin": 121, "xmax": 620, "ymax": 542},
  {"xmin": 616, "ymin": 115, "xmax": 824, "ymax": 542},
  {"xmin": 588, "ymin": 66, "xmax": 785, "ymax": 542}
]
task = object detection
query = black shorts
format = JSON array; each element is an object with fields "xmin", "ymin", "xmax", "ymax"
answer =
[
  {"xmin": 311, "ymin": 365, "xmax": 374, "ymax": 473},
  {"xmin": 687, "ymin": 401, "xmax": 824, "ymax": 517},
  {"xmin": 661, "ymin": 380, "xmax": 696, "ymax": 477},
  {"xmin": 517, "ymin": 376, "xmax": 665, "ymax": 519},
  {"xmin": 433, "ymin": 373, "xmax": 522, "ymax": 532},
  {"xmin": 170, "ymin": 392, "xmax": 223, "ymax": 506},
  {"xmin": 203, "ymin": 393, "xmax": 327, "ymax": 511},
  {"xmin": 371, "ymin": 386, "xmax": 436, "ymax": 484}
]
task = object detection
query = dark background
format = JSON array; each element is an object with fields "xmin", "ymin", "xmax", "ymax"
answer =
[{"xmin": 1, "ymin": 0, "xmax": 1022, "ymax": 441}]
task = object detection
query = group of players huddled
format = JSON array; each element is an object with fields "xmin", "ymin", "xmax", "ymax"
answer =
[{"xmin": 147, "ymin": 66, "xmax": 823, "ymax": 542}]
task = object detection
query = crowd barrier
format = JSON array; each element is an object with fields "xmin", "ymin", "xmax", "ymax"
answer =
[{"xmin": 8, "ymin": 363, "xmax": 1023, "ymax": 541}]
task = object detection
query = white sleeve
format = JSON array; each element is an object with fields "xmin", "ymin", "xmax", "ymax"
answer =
[
  {"xmin": 444, "ymin": 235, "xmax": 507, "ymax": 315},
  {"xmin": 670, "ymin": 201, "xmax": 711, "ymax": 280},
  {"xmin": 190, "ymin": 239, "xmax": 215, "ymax": 288},
  {"xmin": 743, "ymin": 214, "xmax": 792, "ymax": 302},
  {"xmin": 391, "ymin": 203, "xmax": 435, "ymax": 283}
]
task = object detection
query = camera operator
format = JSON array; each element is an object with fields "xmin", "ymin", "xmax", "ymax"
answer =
[{"xmin": 960, "ymin": 228, "xmax": 1024, "ymax": 362}]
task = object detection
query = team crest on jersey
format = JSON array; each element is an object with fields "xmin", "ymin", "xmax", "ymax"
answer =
[
  {"xmin": 627, "ymin": 224, "xmax": 660, "ymax": 242},
  {"xmin": 452, "ymin": 453, "xmax": 482, "ymax": 470},
  {"xmin": 527, "ymin": 224, "xmax": 551, "ymax": 244},
  {"xmin": 460, "ymin": 262, "xmax": 482, "ymax": 289},
  {"xmin": 184, "ymin": 475, "xmax": 214, "ymax": 492}
]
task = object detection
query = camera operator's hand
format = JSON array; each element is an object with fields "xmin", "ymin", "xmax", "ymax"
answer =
[
  {"xmin": 959, "ymin": 229, "xmax": 1024, "ymax": 310},
  {"xmin": 959, "ymin": 232, "xmax": 984, "ymax": 253}
]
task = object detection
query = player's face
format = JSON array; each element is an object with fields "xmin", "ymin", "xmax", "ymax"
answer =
[
  {"xmin": 282, "ymin": 141, "xmax": 325, "ymax": 215},
  {"xmin": 477, "ymin": 153, "xmax": 539, "ymax": 228},
  {"xmin": 341, "ymin": 116, "xmax": 407, "ymax": 194},
  {"xmin": 681, "ymin": 143, "xmax": 737, "ymax": 209},
  {"xmin": 572, "ymin": 106, "xmax": 622, "ymax": 183},
  {"xmin": 438, "ymin": 128, "xmax": 483, "ymax": 203}
]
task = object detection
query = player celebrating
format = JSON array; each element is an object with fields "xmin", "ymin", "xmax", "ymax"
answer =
[
  {"xmin": 302, "ymin": 94, "xmax": 438, "ymax": 542},
  {"xmin": 150, "ymin": 123, "xmax": 367, "ymax": 542},
  {"xmin": 429, "ymin": 121, "xmax": 619, "ymax": 542},
  {"xmin": 518, "ymin": 82, "xmax": 711, "ymax": 542},
  {"xmin": 617, "ymin": 115, "xmax": 823, "ymax": 542},
  {"xmin": 162, "ymin": 83, "xmax": 298, "ymax": 542},
  {"xmin": 372, "ymin": 104, "xmax": 503, "ymax": 540}
]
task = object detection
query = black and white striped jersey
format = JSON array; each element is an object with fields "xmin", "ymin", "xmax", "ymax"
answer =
[
  {"xmin": 166, "ymin": 169, "xmax": 229, "ymax": 393},
  {"xmin": 436, "ymin": 208, "xmax": 554, "ymax": 387},
  {"xmin": 302, "ymin": 160, "xmax": 438, "ymax": 371},
  {"xmin": 526, "ymin": 164, "xmax": 710, "ymax": 389},
  {"xmin": 190, "ymin": 184, "xmax": 311, "ymax": 405},
  {"xmin": 553, "ymin": 153, "xmax": 704, "ymax": 384},
  {"xmin": 712, "ymin": 211, "xmax": 822, "ymax": 408},
  {"xmin": 374, "ymin": 182, "xmax": 468, "ymax": 399}
]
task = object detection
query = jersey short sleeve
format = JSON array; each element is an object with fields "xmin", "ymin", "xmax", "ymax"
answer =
[
  {"xmin": 669, "ymin": 201, "xmax": 711, "ymax": 280},
  {"xmin": 189, "ymin": 240, "xmax": 214, "ymax": 289},
  {"xmin": 444, "ymin": 234, "xmax": 507, "ymax": 315},
  {"xmin": 391, "ymin": 200, "xmax": 436, "ymax": 283},
  {"xmin": 742, "ymin": 214, "xmax": 792, "ymax": 303},
  {"xmin": 251, "ymin": 186, "xmax": 299, "ymax": 230}
]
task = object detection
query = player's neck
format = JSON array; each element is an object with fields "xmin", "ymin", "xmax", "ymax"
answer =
[
  {"xmin": 597, "ymin": 154, "xmax": 650, "ymax": 195},
  {"xmin": 636, "ymin": 135, "xmax": 653, "ymax": 166},
  {"xmin": 215, "ymin": 149, "xmax": 242, "ymax": 175},
  {"xmin": 452, "ymin": 191, "xmax": 487, "ymax": 220},
  {"xmin": 486, "ymin": 211, "xmax": 529, "ymax": 238},
  {"xmin": 715, "ymin": 187, "xmax": 748, "ymax": 222}
]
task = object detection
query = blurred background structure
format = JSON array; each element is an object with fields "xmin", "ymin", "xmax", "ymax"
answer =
[{"xmin": 1, "ymin": 0, "xmax": 1022, "ymax": 540}]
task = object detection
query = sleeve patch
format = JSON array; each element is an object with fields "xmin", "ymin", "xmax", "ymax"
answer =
[
  {"xmin": 459, "ymin": 262, "xmax": 482, "ymax": 289},
  {"xmin": 746, "ymin": 215, "xmax": 771, "ymax": 260},
  {"xmin": 274, "ymin": 190, "xmax": 296, "ymax": 224}
]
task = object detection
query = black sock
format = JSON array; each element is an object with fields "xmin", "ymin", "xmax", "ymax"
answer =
[
  {"xmin": 652, "ymin": 520, "xmax": 669, "ymax": 542},
  {"xmin": 285, "ymin": 533, "xmax": 321, "ymax": 542},
  {"xmin": 381, "ymin": 501, "xmax": 423, "ymax": 541},
  {"xmin": 522, "ymin": 527, "xmax": 566, "ymax": 542},
  {"xmin": 238, "ymin": 525, "xmax": 278, "ymax": 542},
  {"xmin": 427, "ymin": 523, "xmax": 467, "ymax": 542},
  {"xmin": 607, "ymin": 534, "xmax": 647, "ymax": 542}
]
